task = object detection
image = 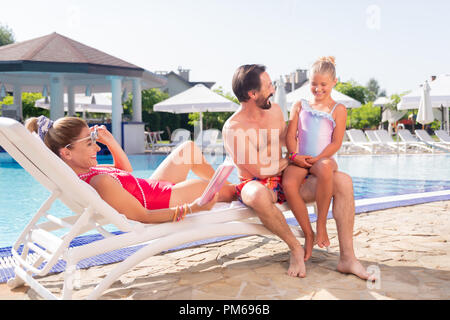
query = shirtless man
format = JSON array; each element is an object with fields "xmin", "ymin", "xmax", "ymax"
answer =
[{"xmin": 223, "ymin": 64, "xmax": 372, "ymax": 280}]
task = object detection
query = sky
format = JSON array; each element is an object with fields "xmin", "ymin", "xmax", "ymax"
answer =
[{"xmin": 1, "ymin": 0, "xmax": 450, "ymax": 97}]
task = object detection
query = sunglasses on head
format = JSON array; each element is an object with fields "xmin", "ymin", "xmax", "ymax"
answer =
[{"xmin": 64, "ymin": 127, "xmax": 98, "ymax": 149}]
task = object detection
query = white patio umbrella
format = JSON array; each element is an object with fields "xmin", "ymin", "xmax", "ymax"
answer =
[
  {"xmin": 373, "ymin": 96, "xmax": 391, "ymax": 106},
  {"xmin": 286, "ymin": 82, "xmax": 362, "ymax": 110},
  {"xmin": 272, "ymin": 77, "xmax": 288, "ymax": 121},
  {"xmin": 398, "ymin": 74, "xmax": 450, "ymax": 133},
  {"xmin": 416, "ymin": 80, "xmax": 434, "ymax": 126},
  {"xmin": 154, "ymin": 84, "xmax": 239, "ymax": 134},
  {"xmin": 35, "ymin": 93, "xmax": 112, "ymax": 114}
]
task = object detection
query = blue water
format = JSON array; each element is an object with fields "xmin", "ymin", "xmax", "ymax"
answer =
[{"xmin": 0, "ymin": 153, "xmax": 449, "ymax": 247}]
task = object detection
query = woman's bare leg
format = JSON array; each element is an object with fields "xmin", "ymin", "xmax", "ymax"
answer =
[
  {"xmin": 169, "ymin": 179, "xmax": 235, "ymax": 206},
  {"xmin": 149, "ymin": 141, "xmax": 215, "ymax": 183}
]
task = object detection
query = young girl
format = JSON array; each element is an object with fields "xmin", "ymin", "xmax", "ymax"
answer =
[{"xmin": 282, "ymin": 56, "xmax": 347, "ymax": 261}]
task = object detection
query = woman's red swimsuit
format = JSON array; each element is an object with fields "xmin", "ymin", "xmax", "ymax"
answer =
[{"xmin": 78, "ymin": 166, "xmax": 173, "ymax": 210}]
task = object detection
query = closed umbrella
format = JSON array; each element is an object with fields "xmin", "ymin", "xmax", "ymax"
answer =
[
  {"xmin": 398, "ymin": 74, "xmax": 450, "ymax": 134},
  {"xmin": 272, "ymin": 77, "xmax": 288, "ymax": 121},
  {"xmin": 416, "ymin": 80, "xmax": 434, "ymax": 126}
]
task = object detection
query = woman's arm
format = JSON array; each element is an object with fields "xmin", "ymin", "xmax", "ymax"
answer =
[
  {"xmin": 93, "ymin": 125, "xmax": 133, "ymax": 172},
  {"xmin": 307, "ymin": 104, "xmax": 347, "ymax": 163},
  {"xmin": 89, "ymin": 174, "xmax": 217, "ymax": 224}
]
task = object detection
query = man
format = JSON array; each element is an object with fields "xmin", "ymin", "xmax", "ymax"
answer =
[{"xmin": 222, "ymin": 64, "xmax": 372, "ymax": 280}]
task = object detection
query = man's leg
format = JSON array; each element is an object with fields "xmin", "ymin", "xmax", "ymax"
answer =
[
  {"xmin": 299, "ymin": 172, "xmax": 373, "ymax": 280},
  {"xmin": 240, "ymin": 181, "xmax": 306, "ymax": 277}
]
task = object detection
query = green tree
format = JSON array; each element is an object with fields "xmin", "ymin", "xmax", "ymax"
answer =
[
  {"xmin": 123, "ymin": 88, "xmax": 189, "ymax": 140},
  {"xmin": 347, "ymin": 101, "xmax": 381, "ymax": 129},
  {"xmin": 0, "ymin": 23, "xmax": 15, "ymax": 46},
  {"xmin": 0, "ymin": 92, "xmax": 48, "ymax": 119},
  {"xmin": 335, "ymin": 80, "xmax": 368, "ymax": 104}
]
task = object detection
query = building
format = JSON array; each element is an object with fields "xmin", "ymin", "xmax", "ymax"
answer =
[
  {"xmin": 155, "ymin": 67, "xmax": 215, "ymax": 97},
  {"xmin": 282, "ymin": 68, "xmax": 308, "ymax": 93}
]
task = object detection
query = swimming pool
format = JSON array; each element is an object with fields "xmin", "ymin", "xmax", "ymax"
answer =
[{"xmin": 0, "ymin": 153, "xmax": 449, "ymax": 247}]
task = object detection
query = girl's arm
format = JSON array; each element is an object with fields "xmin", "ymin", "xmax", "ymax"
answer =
[
  {"xmin": 287, "ymin": 101, "xmax": 312, "ymax": 168},
  {"xmin": 93, "ymin": 125, "xmax": 133, "ymax": 172},
  {"xmin": 308, "ymin": 104, "xmax": 347, "ymax": 163},
  {"xmin": 90, "ymin": 174, "xmax": 218, "ymax": 223},
  {"xmin": 286, "ymin": 101, "xmax": 300, "ymax": 154}
]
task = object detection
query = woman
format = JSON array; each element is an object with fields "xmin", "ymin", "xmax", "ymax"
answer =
[{"xmin": 26, "ymin": 116, "xmax": 236, "ymax": 223}]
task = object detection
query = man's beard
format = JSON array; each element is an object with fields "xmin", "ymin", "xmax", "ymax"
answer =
[{"xmin": 257, "ymin": 94, "xmax": 272, "ymax": 110}]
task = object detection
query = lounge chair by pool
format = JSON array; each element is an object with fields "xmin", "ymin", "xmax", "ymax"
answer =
[{"xmin": 0, "ymin": 117, "xmax": 313, "ymax": 300}]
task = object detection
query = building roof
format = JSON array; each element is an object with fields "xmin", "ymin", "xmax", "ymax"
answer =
[
  {"xmin": 165, "ymin": 71, "xmax": 215, "ymax": 89},
  {"xmin": 0, "ymin": 32, "xmax": 144, "ymax": 77}
]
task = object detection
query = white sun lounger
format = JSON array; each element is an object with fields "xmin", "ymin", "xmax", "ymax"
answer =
[
  {"xmin": 414, "ymin": 130, "xmax": 450, "ymax": 152},
  {"xmin": 435, "ymin": 129, "xmax": 450, "ymax": 145},
  {"xmin": 397, "ymin": 129, "xmax": 433, "ymax": 153},
  {"xmin": 365, "ymin": 130, "xmax": 398, "ymax": 153},
  {"xmin": 195, "ymin": 128, "xmax": 224, "ymax": 154},
  {"xmin": 372, "ymin": 129, "xmax": 406, "ymax": 153},
  {"xmin": 151, "ymin": 128, "xmax": 191, "ymax": 154},
  {"xmin": 345, "ymin": 129, "xmax": 379, "ymax": 154},
  {"xmin": 0, "ymin": 117, "xmax": 313, "ymax": 300}
]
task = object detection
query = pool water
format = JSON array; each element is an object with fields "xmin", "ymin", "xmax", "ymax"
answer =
[{"xmin": 0, "ymin": 153, "xmax": 449, "ymax": 247}]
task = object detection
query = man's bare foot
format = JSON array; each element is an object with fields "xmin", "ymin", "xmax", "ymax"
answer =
[
  {"xmin": 337, "ymin": 257, "xmax": 376, "ymax": 281},
  {"xmin": 288, "ymin": 247, "xmax": 307, "ymax": 278},
  {"xmin": 316, "ymin": 227, "xmax": 330, "ymax": 248},
  {"xmin": 303, "ymin": 232, "xmax": 315, "ymax": 261}
]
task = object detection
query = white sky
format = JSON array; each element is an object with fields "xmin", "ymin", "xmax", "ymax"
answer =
[{"xmin": 1, "ymin": 0, "xmax": 450, "ymax": 97}]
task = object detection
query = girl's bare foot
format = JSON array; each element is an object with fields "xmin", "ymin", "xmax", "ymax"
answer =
[
  {"xmin": 287, "ymin": 247, "xmax": 307, "ymax": 278},
  {"xmin": 316, "ymin": 226, "xmax": 330, "ymax": 248},
  {"xmin": 303, "ymin": 232, "xmax": 315, "ymax": 261}
]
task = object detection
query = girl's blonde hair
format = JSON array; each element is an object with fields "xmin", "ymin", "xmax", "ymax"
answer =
[
  {"xmin": 309, "ymin": 56, "xmax": 336, "ymax": 79},
  {"xmin": 25, "ymin": 117, "xmax": 88, "ymax": 156}
]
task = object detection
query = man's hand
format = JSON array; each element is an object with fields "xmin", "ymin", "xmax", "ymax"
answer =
[
  {"xmin": 278, "ymin": 157, "xmax": 289, "ymax": 173},
  {"xmin": 293, "ymin": 155, "xmax": 313, "ymax": 168}
]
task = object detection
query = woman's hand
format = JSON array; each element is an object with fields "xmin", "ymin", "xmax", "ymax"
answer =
[
  {"xmin": 189, "ymin": 193, "xmax": 219, "ymax": 214},
  {"xmin": 91, "ymin": 125, "xmax": 115, "ymax": 146},
  {"xmin": 294, "ymin": 155, "xmax": 313, "ymax": 168}
]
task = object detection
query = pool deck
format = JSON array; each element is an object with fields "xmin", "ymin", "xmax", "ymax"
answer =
[{"xmin": 1, "ymin": 200, "xmax": 449, "ymax": 300}]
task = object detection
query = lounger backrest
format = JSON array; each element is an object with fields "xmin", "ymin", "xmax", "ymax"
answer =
[
  {"xmin": 0, "ymin": 117, "xmax": 134, "ymax": 232},
  {"xmin": 374, "ymin": 130, "xmax": 394, "ymax": 143},
  {"xmin": 195, "ymin": 129, "xmax": 220, "ymax": 147},
  {"xmin": 346, "ymin": 129, "xmax": 368, "ymax": 143},
  {"xmin": 397, "ymin": 129, "xmax": 418, "ymax": 142},
  {"xmin": 365, "ymin": 130, "xmax": 378, "ymax": 142},
  {"xmin": 435, "ymin": 130, "xmax": 450, "ymax": 142},
  {"xmin": 415, "ymin": 130, "xmax": 434, "ymax": 143},
  {"xmin": 171, "ymin": 128, "xmax": 191, "ymax": 143}
]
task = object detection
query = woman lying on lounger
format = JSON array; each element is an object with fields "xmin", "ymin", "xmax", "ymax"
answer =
[{"xmin": 26, "ymin": 116, "xmax": 236, "ymax": 223}]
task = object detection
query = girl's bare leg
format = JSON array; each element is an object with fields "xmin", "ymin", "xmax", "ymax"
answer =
[
  {"xmin": 282, "ymin": 165, "xmax": 315, "ymax": 261},
  {"xmin": 310, "ymin": 158, "xmax": 338, "ymax": 248}
]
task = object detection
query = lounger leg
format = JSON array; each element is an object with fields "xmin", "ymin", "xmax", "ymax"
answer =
[
  {"xmin": 62, "ymin": 253, "xmax": 77, "ymax": 300},
  {"xmin": 7, "ymin": 275, "xmax": 25, "ymax": 289}
]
